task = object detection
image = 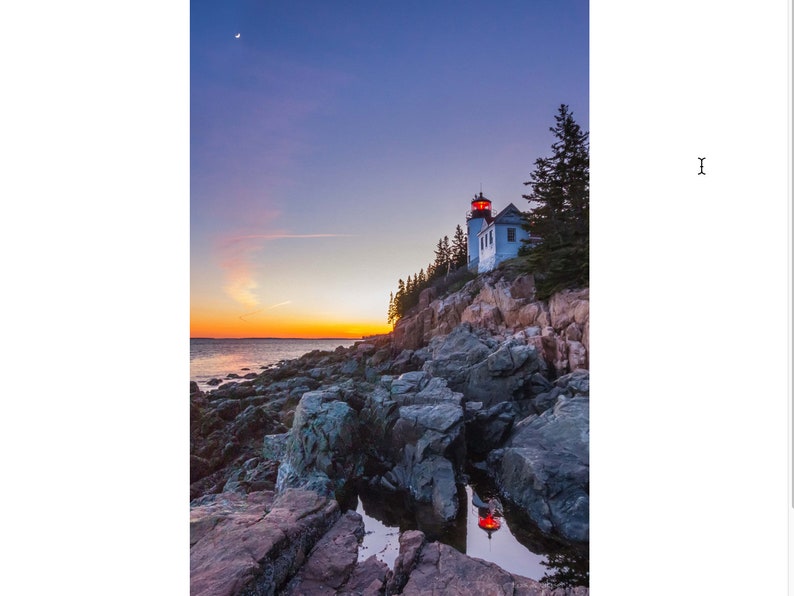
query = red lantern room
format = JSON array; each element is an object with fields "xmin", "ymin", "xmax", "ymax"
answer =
[{"xmin": 469, "ymin": 191, "xmax": 492, "ymax": 219}]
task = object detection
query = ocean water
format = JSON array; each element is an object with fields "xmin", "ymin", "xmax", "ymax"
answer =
[{"xmin": 190, "ymin": 337, "xmax": 356, "ymax": 391}]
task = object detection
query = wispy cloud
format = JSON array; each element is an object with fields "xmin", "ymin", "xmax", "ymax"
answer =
[
  {"xmin": 218, "ymin": 232, "xmax": 269, "ymax": 308},
  {"xmin": 238, "ymin": 300, "xmax": 292, "ymax": 322},
  {"xmin": 218, "ymin": 229, "xmax": 351, "ymax": 308},
  {"xmin": 233, "ymin": 233, "xmax": 354, "ymax": 240},
  {"xmin": 224, "ymin": 276, "xmax": 260, "ymax": 309}
]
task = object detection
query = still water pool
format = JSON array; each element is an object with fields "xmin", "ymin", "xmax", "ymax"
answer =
[
  {"xmin": 351, "ymin": 468, "xmax": 587, "ymax": 584},
  {"xmin": 356, "ymin": 485, "xmax": 547, "ymax": 579}
]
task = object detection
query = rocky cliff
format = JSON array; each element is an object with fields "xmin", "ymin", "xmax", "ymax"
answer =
[{"xmin": 393, "ymin": 270, "xmax": 588, "ymax": 377}]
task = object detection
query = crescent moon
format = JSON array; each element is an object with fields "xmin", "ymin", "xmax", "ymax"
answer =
[{"xmin": 234, "ymin": 33, "xmax": 241, "ymax": 39}]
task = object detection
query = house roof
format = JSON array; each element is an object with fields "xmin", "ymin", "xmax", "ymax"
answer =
[
  {"xmin": 476, "ymin": 203, "xmax": 525, "ymax": 237},
  {"xmin": 492, "ymin": 203, "xmax": 525, "ymax": 224}
]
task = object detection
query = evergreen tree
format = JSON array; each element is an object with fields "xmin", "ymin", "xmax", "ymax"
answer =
[
  {"xmin": 387, "ymin": 291, "xmax": 396, "ymax": 326},
  {"xmin": 540, "ymin": 550, "xmax": 589, "ymax": 589},
  {"xmin": 405, "ymin": 273, "xmax": 420, "ymax": 310},
  {"xmin": 522, "ymin": 104, "xmax": 589, "ymax": 298},
  {"xmin": 394, "ymin": 278, "xmax": 406, "ymax": 319},
  {"xmin": 430, "ymin": 236, "xmax": 451, "ymax": 279},
  {"xmin": 442, "ymin": 235, "xmax": 451, "ymax": 275},
  {"xmin": 429, "ymin": 239, "xmax": 442, "ymax": 279},
  {"xmin": 426, "ymin": 260, "xmax": 435, "ymax": 280},
  {"xmin": 451, "ymin": 224, "xmax": 468, "ymax": 269}
]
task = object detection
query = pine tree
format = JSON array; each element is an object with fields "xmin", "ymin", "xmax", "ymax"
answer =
[
  {"xmin": 522, "ymin": 104, "xmax": 589, "ymax": 298},
  {"xmin": 394, "ymin": 278, "xmax": 406, "ymax": 319},
  {"xmin": 406, "ymin": 273, "xmax": 419, "ymax": 310},
  {"xmin": 429, "ymin": 239, "xmax": 443, "ymax": 280},
  {"xmin": 442, "ymin": 235, "xmax": 451, "ymax": 275},
  {"xmin": 387, "ymin": 291, "xmax": 396, "ymax": 326},
  {"xmin": 451, "ymin": 224, "xmax": 468, "ymax": 269},
  {"xmin": 430, "ymin": 236, "xmax": 451, "ymax": 279}
]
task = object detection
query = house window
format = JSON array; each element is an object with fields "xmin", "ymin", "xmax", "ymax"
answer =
[
  {"xmin": 507, "ymin": 228, "xmax": 516, "ymax": 242},
  {"xmin": 480, "ymin": 237, "xmax": 484, "ymax": 250},
  {"xmin": 489, "ymin": 230, "xmax": 493, "ymax": 245}
]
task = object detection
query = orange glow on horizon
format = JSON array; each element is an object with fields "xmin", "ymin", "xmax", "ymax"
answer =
[{"xmin": 190, "ymin": 311, "xmax": 391, "ymax": 339}]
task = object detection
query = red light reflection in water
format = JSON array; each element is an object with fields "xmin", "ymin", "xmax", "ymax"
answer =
[{"xmin": 478, "ymin": 513, "xmax": 502, "ymax": 532}]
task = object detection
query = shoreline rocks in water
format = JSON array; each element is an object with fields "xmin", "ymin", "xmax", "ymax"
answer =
[{"xmin": 190, "ymin": 269, "xmax": 589, "ymax": 593}]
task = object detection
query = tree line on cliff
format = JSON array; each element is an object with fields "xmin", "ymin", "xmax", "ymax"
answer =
[
  {"xmin": 387, "ymin": 104, "xmax": 589, "ymax": 325},
  {"xmin": 387, "ymin": 224, "xmax": 470, "ymax": 326}
]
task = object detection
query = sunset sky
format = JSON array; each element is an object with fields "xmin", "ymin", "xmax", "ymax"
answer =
[{"xmin": 190, "ymin": 0, "xmax": 588, "ymax": 338}]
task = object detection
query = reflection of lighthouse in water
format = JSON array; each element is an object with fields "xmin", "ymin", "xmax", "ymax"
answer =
[
  {"xmin": 472, "ymin": 489, "xmax": 503, "ymax": 539},
  {"xmin": 478, "ymin": 512, "xmax": 501, "ymax": 537}
]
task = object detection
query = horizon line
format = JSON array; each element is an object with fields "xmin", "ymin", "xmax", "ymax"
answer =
[{"xmin": 190, "ymin": 336, "xmax": 365, "ymax": 341}]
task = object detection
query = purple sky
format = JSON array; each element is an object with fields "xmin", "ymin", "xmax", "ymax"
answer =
[{"xmin": 191, "ymin": 0, "xmax": 588, "ymax": 337}]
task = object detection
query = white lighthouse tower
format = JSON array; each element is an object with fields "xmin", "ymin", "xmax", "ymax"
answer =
[{"xmin": 466, "ymin": 191, "xmax": 492, "ymax": 272}]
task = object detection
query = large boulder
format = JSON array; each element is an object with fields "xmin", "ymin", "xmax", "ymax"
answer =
[
  {"xmin": 338, "ymin": 555, "xmax": 390, "ymax": 596},
  {"xmin": 404, "ymin": 454, "xmax": 459, "ymax": 521},
  {"xmin": 388, "ymin": 379, "xmax": 465, "ymax": 521},
  {"xmin": 548, "ymin": 289, "xmax": 589, "ymax": 331},
  {"xmin": 533, "ymin": 370, "xmax": 590, "ymax": 415},
  {"xmin": 391, "ymin": 402, "xmax": 465, "ymax": 462},
  {"xmin": 384, "ymin": 530, "xmax": 426, "ymax": 595},
  {"xmin": 359, "ymin": 383, "xmax": 400, "ymax": 452},
  {"xmin": 460, "ymin": 277, "xmax": 534, "ymax": 330},
  {"xmin": 222, "ymin": 456, "xmax": 279, "ymax": 494},
  {"xmin": 462, "ymin": 340, "xmax": 547, "ymax": 406},
  {"xmin": 190, "ymin": 489, "xmax": 339, "ymax": 596},
  {"xmin": 422, "ymin": 324, "xmax": 494, "ymax": 386},
  {"xmin": 489, "ymin": 394, "xmax": 589, "ymax": 542},
  {"xmin": 464, "ymin": 401, "xmax": 519, "ymax": 456},
  {"xmin": 282, "ymin": 510, "xmax": 365, "ymax": 594},
  {"xmin": 421, "ymin": 325, "xmax": 549, "ymax": 407},
  {"xmin": 362, "ymin": 373, "xmax": 466, "ymax": 521},
  {"xmin": 231, "ymin": 404, "xmax": 283, "ymax": 442},
  {"xmin": 276, "ymin": 388, "xmax": 362, "ymax": 495}
]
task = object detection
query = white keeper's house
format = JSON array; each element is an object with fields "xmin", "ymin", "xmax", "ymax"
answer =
[{"xmin": 466, "ymin": 192, "xmax": 532, "ymax": 273}]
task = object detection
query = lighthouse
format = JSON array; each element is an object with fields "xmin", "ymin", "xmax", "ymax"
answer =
[
  {"xmin": 466, "ymin": 191, "xmax": 492, "ymax": 272},
  {"xmin": 466, "ymin": 191, "xmax": 531, "ymax": 273}
]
